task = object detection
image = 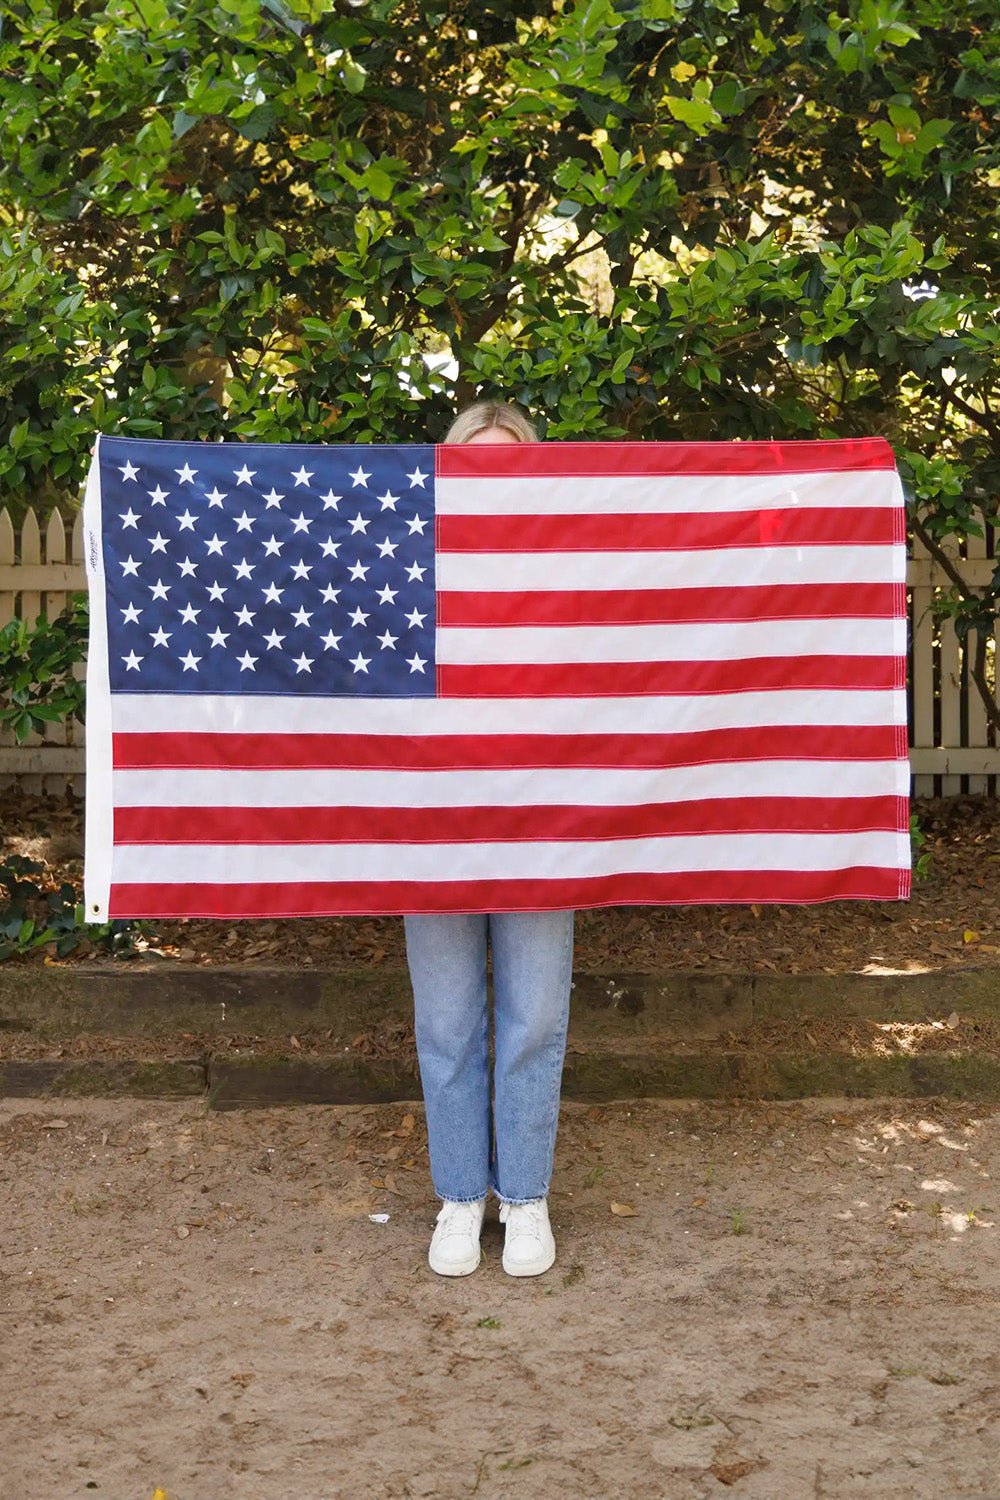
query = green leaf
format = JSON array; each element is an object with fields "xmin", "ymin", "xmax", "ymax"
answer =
[
  {"xmin": 172, "ymin": 109, "xmax": 200, "ymax": 141},
  {"xmin": 364, "ymin": 166, "xmax": 394, "ymax": 201},
  {"xmin": 663, "ymin": 94, "xmax": 721, "ymax": 134}
]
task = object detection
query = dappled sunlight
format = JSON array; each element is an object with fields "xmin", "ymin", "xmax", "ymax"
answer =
[
  {"xmin": 831, "ymin": 1111, "xmax": 999, "ymax": 1242},
  {"xmin": 861, "ymin": 1020, "xmax": 965, "ymax": 1057}
]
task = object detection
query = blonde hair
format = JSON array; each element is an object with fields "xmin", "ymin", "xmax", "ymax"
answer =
[{"xmin": 443, "ymin": 400, "xmax": 537, "ymax": 445}]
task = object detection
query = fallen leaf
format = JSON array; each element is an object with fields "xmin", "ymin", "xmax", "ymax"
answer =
[
  {"xmin": 610, "ymin": 1201, "xmax": 638, "ymax": 1216},
  {"xmin": 393, "ymin": 1113, "xmax": 415, "ymax": 1137},
  {"xmin": 964, "ymin": 929, "xmax": 980, "ymax": 944},
  {"xmin": 39, "ymin": 1119, "xmax": 70, "ymax": 1130},
  {"xmin": 946, "ymin": 1011, "xmax": 961, "ymax": 1028},
  {"xmin": 711, "ymin": 1459, "xmax": 758, "ymax": 1485}
]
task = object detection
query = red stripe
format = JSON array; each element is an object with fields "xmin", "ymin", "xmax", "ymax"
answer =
[
  {"xmin": 438, "ymin": 508, "xmax": 896, "ymax": 553},
  {"xmin": 439, "ymin": 656, "xmax": 904, "ymax": 697},
  {"xmin": 108, "ymin": 865, "xmax": 911, "ymax": 918},
  {"xmin": 439, "ymin": 583, "xmax": 897, "ymax": 627},
  {"xmin": 114, "ymin": 797, "xmax": 906, "ymax": 847},
  {"xmin": 435, "ymin": 438, "xmax": 895, "ymax": 478},
  {"xmin": 114, "ymin": 725, "xmax": 901, "ymax": 771}
]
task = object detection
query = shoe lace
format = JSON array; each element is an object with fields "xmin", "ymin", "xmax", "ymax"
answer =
[
  {"xmin": 499, "ymin": 1198, "xmax": 547, "ymax": 1238},
  {"xmin": 437, "ymin": 1199, "xmax": 484, "ymax": 1232}
]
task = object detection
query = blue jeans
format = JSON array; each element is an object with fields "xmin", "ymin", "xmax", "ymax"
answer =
[{"xmin": 403, "ymin": 911, "xmax": 575, "ymax": 1206}]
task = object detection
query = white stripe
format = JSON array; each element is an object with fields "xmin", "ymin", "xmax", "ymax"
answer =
[
  {"xmin": 439, "ymin": 618, "xmax": 907, "ymax": 665},
  {"xmin": 112, "ymin": 829, "xmax": 910, "ymax": 884},
  {"xmin": 114, "ymin": 759, "xmax": 910, "ymax": 810},
  {"xmin": 111, "ymin": 689, "xmax": 908, "ymax": 735},
  {"xmin": 83, "ymin": 440, "xmax": 113, "ymax": 924},
  {"xmin": 437, "ymin": 471, "xmax": 903, "ymax": 516},
  {"xmin": 437, "ymin": 545, "xmax": 904, "ymax": 592}
]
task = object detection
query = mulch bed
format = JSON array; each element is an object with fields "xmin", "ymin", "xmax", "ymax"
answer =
[{"xmin": 2, "ymin": 789, "xmax": 998, "ymax": 976}]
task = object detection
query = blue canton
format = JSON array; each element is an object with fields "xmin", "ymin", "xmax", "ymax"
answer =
[{"xmin": 98, "ymin": 437, "xmax": 436, "ymax": 697}]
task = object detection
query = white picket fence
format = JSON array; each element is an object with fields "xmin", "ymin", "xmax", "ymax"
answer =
[
  {"xmin": 0, "ymin": 506, "xmax": 86, "ymax": 795},
  {"xmin": 0, "ymin": 504, "xmax": 997, "ymax": 797}
]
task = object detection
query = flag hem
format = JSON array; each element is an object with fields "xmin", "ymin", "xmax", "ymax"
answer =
[{"xmin": 83, "ymin": 437, "xmax": 113, "ymax": 923}]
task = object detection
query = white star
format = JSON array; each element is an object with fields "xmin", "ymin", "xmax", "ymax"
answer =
[
  {"xmin": 406, "ymin": 653, "xmax": 427, "ymax": 674},
  {"xmin": 205, "ymin": 534, "xmax": 225, "ymax": 555},
  {"xmin": 376, "ymin": 537, "xmax": 398, "ymax": 558},
  {"xmin": 293, "ymin": 653, "xmax": 314, "ymax": 674},
  {"xmin": 119, "ymin": 460, "xmax": 139, "ymax": 482},
  {"xmin": 261, "ymin": 583, "xmax": 283, "ymax": 604},
  {"xmin": 148, "ymin": 532, "xmax": 169, "ymax": 554},
  {"xmin": 348, "ymin": 561, "xmax": 369, "ymax": 581},
  {"xmin": 350, "ymin": 652, "xmax": 371, "ymax": 673},
  {"xmin": 234, "ymin": 511, "xmax": 254, "ymax": 532},
  {"xmin": 120, "ymin": 555, "xmax": 140, "ymax": 577},
  {"xmin": 319, "ymin": 538, "xmax": 339, "ymax": 558},
  {"xmin": 405, "ymin": 607, "xmax": 427, "ymax": 628},
  {"xmin": 234, "ymin": 463, "xmax": 255, "ymax": 485},
  {"xmin": 149, "ymin": 579, "xmax": 170, "ymax": 601},
  {"xmin": 291, "ymin": 512, "xmax": 312, "ymax": 533},
  {"xmin": 263, "ymin": 488, "xmax": 284, "ymax": 508},
  {"xmin": 262, "ymin": 535, "xmax": 283, "ymax": 556},
  {"xmin": 349, "ymin": 606, "xmax": 369, "ymax": 627},
  {"xmin": 291, "ymin": 607, "xmax": 313, "ymax": 627},
  {"xmin": 378, "ymin": 629, "xmax": 398, "ymax": 650},
  {"xmin": 175, "ymin": 463, "xmax": 197, "ymax": 483},
  {"xmin": 348, "ymin": 513, "xmax": 370, "ymax": 534},
  {"xmin": 377, "ymin": 584, "xmax": 398, "ymax": 605},
  {"xmin": 122, "ymin": 650, "xmax": 143, "ymax": 670},
  {"xmin": 378, "ymin": 490, "xmax": 400, "ymax": 511},
  {"xmin": 237, "ymin": 651, "xmax": 257, "ymax": 672},
  {"xmin": 349, "ymin": 464, "xmax": 371, "ymax": 487},
  {"xmin": 321, "ymin": 490, "xmax": 341, "ymax": 510},
  {"xmin": 177, "ymin": 509, "xmax": 197, "ymax": 531},
  {"xmin": 406, "ymin": 562, "xmax": 427, "ymax": 582},
  {"xmin": 264, "ymin": 630, "xmax": 285, "ymax": 650},
  {"xmin": 150, "ymin": 627, "xmax": 172, "ymax": 648},
  {"xmin": 178, "ymin": 603, "xmax": 200, "ymax": 624},
  {"xmin": 320, "ymin": 584, "xmax": 340, "ymax": 603},
  {"xmin": 180, "ymin": 650, "xmax": 201, "ymax": 672},
  {"xmin": 233, "ymin": 558, "xmax": 255, "ymax": 580},
  {"xmin": 206, "ymin": 581, "xmax": 227, "ymax": 602},
  {"xmin": 177, "ymin": 556, "xmax": 198, "ymax": 578},
  {"xmin": 121, "ymin": 603, "xmax": 142, "ymax": 623},
  {"xmin": 291, "ymin": 560, "xmax": 312, "ymax": 580},
  {"xmin": 292, "ymin": 464, "xmax": 313, "ymax": 487},
  {"xmin": 235, "ymin": 606, "xmax": 256, "ymax": 626},
  {"xmin": 119, "ymin": 508, "xmax": 140, "ymax": 529},
  {"xmin": 208, "ymin": 627, "xmax": 229, "ymax": 648},
  {"xmin": 407, "ymin": 466, "xmax": 428, "ymax": 489},
  {"xmin": 321, "ymin": 630, "xmax": 341, "ymax": 650},
  {"xmin": 148, "ymin": 485, "xmax": 169, "ymax": 505},
  {"xmin": 406, "ymin": 515, "xmax": 428, "ymax": 535},
  {"xmin": 206, "ymin": 486, "xmax": 227, "ymax": 508}
]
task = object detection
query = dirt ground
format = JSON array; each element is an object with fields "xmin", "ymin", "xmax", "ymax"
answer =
[
  {"xmin": 2, "ymin": 1092, "xmax": 999, "ymax": 1500},
  {"xmin": 3, "ymin": 790, "xmax": 1000, "ymax": 976}
]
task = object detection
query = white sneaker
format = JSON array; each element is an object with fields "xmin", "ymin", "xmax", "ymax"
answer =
[
  {"xmin": 498, "ymin": 1197, "xmax": 556, "ymax": 1277},
  {"xmin": 428, "ymin": 1197, "xmax": 487, "ymax": 1276}
]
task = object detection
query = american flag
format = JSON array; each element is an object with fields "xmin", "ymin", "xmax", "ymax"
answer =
[{"xmin": 82, "ymin": 434, "xmax": 910, "ymax": 920}]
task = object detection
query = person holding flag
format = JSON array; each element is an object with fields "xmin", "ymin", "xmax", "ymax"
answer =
[{"xmin": 406, "ymin": 401, "xmax": 574, "ymax": 1280}]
